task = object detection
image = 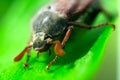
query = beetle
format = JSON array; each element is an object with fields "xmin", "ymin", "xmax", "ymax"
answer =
[{"xmin": 14, "ymin": 0, "xmax": 115, "ymax": 70}]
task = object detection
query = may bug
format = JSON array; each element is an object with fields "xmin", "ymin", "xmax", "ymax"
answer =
[{"xmin": 14, "ymin": 0, "xmax": 115, "ymax": 70}]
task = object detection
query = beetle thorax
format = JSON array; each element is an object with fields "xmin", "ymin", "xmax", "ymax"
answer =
[{"xmin": 31, "ymin": 10, "xmax": 68, "ymax": 37}]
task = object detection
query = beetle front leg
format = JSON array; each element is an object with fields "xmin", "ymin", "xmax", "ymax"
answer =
[
  {"xmin": 14, "ymin": 38, "xmax": 33, "ymax": 69},
  {"xmin": 46, "ymin": 27, "xmax": 73, "ymax": 70},
  {"xmin": 61, "ymin": 27, "xmax": 73, "ymax": 47},
  {"xmin": 24, "ymin": 47, "xmax": 32, "ymax": 68},
  {"xmin": 14, "ymin": 43, "xmax": 33, "ymax": 62},
  {"xmin": 46, "ymin": 41, "xmax": 65, "ymax": 70}
]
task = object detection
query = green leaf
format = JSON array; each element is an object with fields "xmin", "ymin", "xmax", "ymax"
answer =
[{"xmin": 0, "ymin": 0, "xmax": 117, "ymax": 80}]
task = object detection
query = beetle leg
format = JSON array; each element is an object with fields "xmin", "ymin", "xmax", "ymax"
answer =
[
  {"xmin": 61, "ymin": 27, "xmax": 73, "ymax": 47},
  {"xmin": 54, "ymin": 41, "xmax": 66, "ymax": 56},
  {"xmin": 46, "ymin": 41, "xmax": 65, "ymax": 70},
  {"xmin": 14, "ymin": 42, "xmax": 33, "ymax": 61},
  {"xmin": 14, "ymin": 38, "xmax": 33, "ymax": 69},
  {"xmin": 46, "ymin": 56, "xmax": 58, "ymax": 70},
  {"xmin": 68, "ymin": 22, "xmax": 115, "ymax": 30},
  {"xmin": 24, "ymin": 46, "xmax": 32, "ymax": 68},
  {"xmin": 46, "ymin": 28, "xmax": 73, "ymax": 70}
]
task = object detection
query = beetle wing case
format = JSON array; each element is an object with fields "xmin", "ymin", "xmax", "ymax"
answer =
[
  {"xmin": 54, "ymin": 0, "xmax": 94, "ymax": 18},
  {"xmin": 31, "ymin": 0, "xmax": 94, "ymax": 25}
]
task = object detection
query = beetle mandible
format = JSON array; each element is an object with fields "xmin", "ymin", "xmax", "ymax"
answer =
[{"xmin": 14, "ymin": 0, "xmax": 115, "ymax": 70}]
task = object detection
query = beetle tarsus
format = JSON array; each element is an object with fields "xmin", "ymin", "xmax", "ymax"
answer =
[
  {"xmin": 24, "ymin": 62, "xmax": 31, "ymax": 69},
  {"xmin": 24, "ymin": 46, "xmax": 31, "ymax": 69},
  {"xmin": 46, "ymin": 56, "xmax": 58, "ymax": 70},
  {"xmin": 24, "ymin": 62, "xmax": 29, "ymax": 69}
]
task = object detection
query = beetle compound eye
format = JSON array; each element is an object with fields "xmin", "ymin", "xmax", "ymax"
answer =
[
  {"xmin": 44, "ymin": 35, "xmax": 49, "ymax": 40},
  {"xmin": 48, "ymin": 6, "xmax": 51, "ymax": 9},
  {"xmin": 44, "ymin": 34, "xmax": 52, "ymax": 40}
]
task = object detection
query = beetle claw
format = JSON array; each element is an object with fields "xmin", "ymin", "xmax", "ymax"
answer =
[
  {"xmin": 24, "ymin": 62, "xmax": 30, "ymax": 69},
  {"xmin": 46, "ymin": 65, "xmax": 49, "ymax": 70}
]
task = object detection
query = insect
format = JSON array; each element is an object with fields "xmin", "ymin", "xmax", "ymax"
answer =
[{"xmin": 14, "ymin": 0, "xmax": 115, "ymax": 70}]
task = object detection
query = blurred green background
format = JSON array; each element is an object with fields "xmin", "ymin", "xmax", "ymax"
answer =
[{"xmin": 0, "ymin": 0, "xmax": 118, "ymax": 80}]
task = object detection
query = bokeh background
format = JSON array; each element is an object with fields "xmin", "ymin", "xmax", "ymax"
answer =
[{"xmin": 0, "ymin": 0, "xmax": 118, "ymax": 80}]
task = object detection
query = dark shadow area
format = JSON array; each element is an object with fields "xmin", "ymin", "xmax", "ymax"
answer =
[{"xmin": 46, "ymin": 26, "xmax": 105, "ymax": 65}]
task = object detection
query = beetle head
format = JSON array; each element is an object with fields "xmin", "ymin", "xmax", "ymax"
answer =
[{"xmin": 33, "ymin": 32, "xmax": 52, "ymax": 51}]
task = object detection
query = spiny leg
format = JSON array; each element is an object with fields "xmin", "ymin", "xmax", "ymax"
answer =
[
  {"xmin": 21, "ymin": 38, "xmax": 33, "ymax": 68},
  {"xmin": 68, "ymin": 22, "xmax": 115, "ymax": 30},
  {"xmin": 46, "ymin": 56, "xmax": 58, "ymax": 70},
  {"xmin": 14, "ymin": 36, "xmax": 33, "ymax": 68},
  {"xmin": 61, "ymin": 27, "xmax": 73, "ymax": 47},
  {"xmin": 46, "ymin": 41, "xmax": 65, "ymax": 70},
  {"xmin": 46, "ymin": 27, "xmax": 73, "ymax": 70},
  {"xmin": 14, "ymin": 41, "xmax": 33, "ymax": 69},
  {"xmin": 24, "ymin": 47, "xmax": 32, "ymax": 68},
  {"xmin": 14, "ymin": 44, "xmax": 32, "ymax": 62}
]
